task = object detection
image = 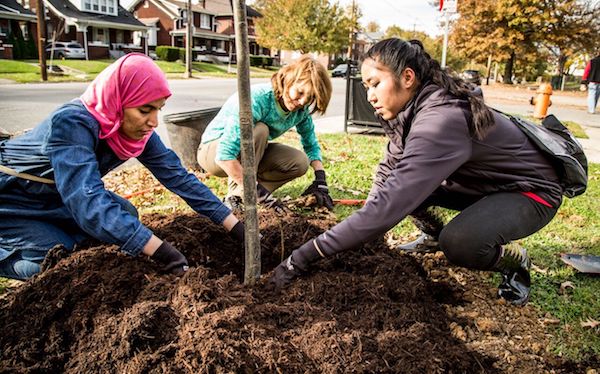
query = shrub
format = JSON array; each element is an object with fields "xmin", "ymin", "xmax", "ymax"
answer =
[
  {"xmin": 249, "ymin": 55, "xmax": 273, "ymax": 68},
  {"xmin": 156, "ymin": 46, "xmax": 180, "ymax": 62}
]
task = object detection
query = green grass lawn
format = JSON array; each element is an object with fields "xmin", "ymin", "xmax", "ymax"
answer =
[
  {"xmin": 0, "ymin": 59, "xmax": 39, "ymax": 73},
  {"xmin": 0, "ymin": 59, "xmax": 275, "ymax": 82},
  {"xmin": 47, "ymin": 59, "xmax": 111, "ymax": 74}
]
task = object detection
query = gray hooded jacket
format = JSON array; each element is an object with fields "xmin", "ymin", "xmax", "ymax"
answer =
[{"xmin": 316, "ymin": 83, "xmax": 562, "ymax": 255}]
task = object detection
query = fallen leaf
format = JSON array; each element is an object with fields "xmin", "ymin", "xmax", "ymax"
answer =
[
  {"xmin": 531, "ymin": 264, "xmax": 547, "ymax": 274},
  {"xmin": 580, "ymin": 319, "xmax": 600, "ymax": 329},
  {"xmin": 559, "ymin": 281, "xmax": 575, "ymax": 294},
  {"xmin": 541, "ymin": 317, "xmax": 561, "ymax": 325}
]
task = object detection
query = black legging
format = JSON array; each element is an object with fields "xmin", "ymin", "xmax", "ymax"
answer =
[{"xmin": 413, "ymin": 189, "xmax": 560, "ymax": 270}]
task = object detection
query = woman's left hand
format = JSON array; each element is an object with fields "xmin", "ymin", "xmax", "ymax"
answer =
[{"xmin": 269, "ymin": 240, "xmax": 321, "ymax": 289}]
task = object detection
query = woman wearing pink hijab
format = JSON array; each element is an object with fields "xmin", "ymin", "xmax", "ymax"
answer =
[{"xmin": 0, "ymin": 53, "xmax": 244, "ymax": 280}]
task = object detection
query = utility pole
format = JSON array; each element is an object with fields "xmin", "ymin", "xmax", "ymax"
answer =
[
  {"xmin": 440, "ymin": 11, "xmax": 449, "ymax": 68},
  {"xmin": 485, "ymin": 54, "xmax": 492, "ymax": 85},
  {"xmin": 183, "ymin": 0, "xmax": 192, "ymax": 78},
  {"xmin": 35, "ymin": 0, "xmax": 47, "ymax": 81},
  {"xmin": 346, "ymin": 0, "xmax": 355, "ymax": 61},
  {"xmin": 440, "ymin": 0, "xmax": 457, "ymax": 69},
  {"xmin": 232, "ymin": 0, "xmax": 261, "ymax": 285}
]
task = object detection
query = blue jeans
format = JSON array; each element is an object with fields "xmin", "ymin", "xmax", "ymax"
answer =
[
  {"xmin": 589, "ymin": 82, "xmax": 600, "ymax": 114},
  {"xmin": 0, "ymin": 192, "xmax": 138, "ymax": 280}
]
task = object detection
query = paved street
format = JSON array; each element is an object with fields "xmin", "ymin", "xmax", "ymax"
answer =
[{"xmin": 0, "ymin": 77, "xmax": 348, "ymax": 135}]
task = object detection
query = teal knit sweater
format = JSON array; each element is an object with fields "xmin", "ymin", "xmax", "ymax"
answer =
[{"xmin": 200, "ymin": 83, "xmax": 322, "ymax": 162}]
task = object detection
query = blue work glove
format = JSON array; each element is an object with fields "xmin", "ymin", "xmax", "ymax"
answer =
[
  {"xmin": 257, "ymin": 183, "xmax": 286, "ymax": 214},
  {"xmin": 270, "ymin": 239, "xmax": 323, "ymax": 289},
  {"xmin": 302, "ymin": 170, "xmax": 334, "ymax": 210},
  {"xmin": 152, "ymin": 241, "xmax": 189, "ymax": 276}
]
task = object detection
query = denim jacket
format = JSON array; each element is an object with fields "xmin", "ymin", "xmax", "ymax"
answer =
[{"xmin": 0, "ymin": 99, "xmax": 231, "ymax": 257}]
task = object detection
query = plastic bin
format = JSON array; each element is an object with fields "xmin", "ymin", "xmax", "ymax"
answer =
[{"xmin": 164, "ymin": 107, "xmax": 220, "ymax": 170}]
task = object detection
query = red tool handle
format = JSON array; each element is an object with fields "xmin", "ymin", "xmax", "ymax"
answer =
[{"xmin": 333, "ymin": 199, "xmax": 366, "ymax": 206}]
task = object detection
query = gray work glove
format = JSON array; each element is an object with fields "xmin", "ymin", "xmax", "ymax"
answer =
[
  {"xmin": 302, "ymin": 170, "xmax": 334, "ymax": 210},
  {"xmin": 152, "ymin": 241, "xmax": 189, "ymax": 276},
  {"xmin": 270, "ymin": 239, "xmax": 322, "ymax": 289},
  {"xmin": 257, "ymin": 183, "xmax": 286, "ymax": 214}
]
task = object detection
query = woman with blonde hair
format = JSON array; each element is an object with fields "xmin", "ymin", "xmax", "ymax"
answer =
[{"xmin": 197, "ymin": 55, "xmax": 333, "ymax": 212}]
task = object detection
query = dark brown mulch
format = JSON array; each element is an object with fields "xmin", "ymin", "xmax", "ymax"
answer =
[{"xmin": 0, "ymin": 211, "xmax": 597, "ymax": 373}]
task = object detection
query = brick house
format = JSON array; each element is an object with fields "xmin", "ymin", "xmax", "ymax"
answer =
[
  {"xmin": 0, "ymin": 0, "xmax": 37, "ymax": 59},
  {"xmin": 27, "ymin": 0, "xmax": 149, "ymax": 59},
  {"xmin": 129, "ymin": 0, "xmax": 269, "ymax": 63}
]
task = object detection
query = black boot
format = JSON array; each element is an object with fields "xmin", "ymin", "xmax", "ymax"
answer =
[
  {"xmin": 493, "ymin": 243, "xmax": 531, "ymax": 306},
  {"xmin": 397, "ymin": 207, "xmax": 444, "ymax": 253}
]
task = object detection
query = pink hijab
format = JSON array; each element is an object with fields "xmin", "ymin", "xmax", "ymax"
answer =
[{"xmin": 80, "ymin": 53, "xmax": 171, "ymax": 160}]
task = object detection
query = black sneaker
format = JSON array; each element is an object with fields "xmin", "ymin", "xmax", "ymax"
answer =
[
  {"xmin": 224, "ymin": 195, "xmax": 243, "ymax": 211},
  {"xmin": 493, "ymin": 244, "xmax": 531, "ymax": 306}
]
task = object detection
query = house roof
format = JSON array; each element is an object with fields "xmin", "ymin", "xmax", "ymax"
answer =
[
  {"xmin": 170, "ymin": 26, "xmax": 231, "ymax": 41},
  {"xmin": 356, "ymin": 31, "xmax": 384, "ymax": 43},
  {"xmin": 0, "ymin": 0, "xmax": 37, "ymax": 21},
  {"xmin": 130, "ymin": 0, "xmax": 260, "ymax": 18},
  {"xmin": 45, "ymin": 0, "xmax": 148, "ymax": 30}
]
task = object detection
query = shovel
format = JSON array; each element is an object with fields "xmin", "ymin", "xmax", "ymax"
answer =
[{"xmin": 560, "ymin": 254, "xmax": 600, "ymax": 274}]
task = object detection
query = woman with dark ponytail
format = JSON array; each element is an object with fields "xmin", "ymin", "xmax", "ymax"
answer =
[{"xmin": 270, "ymin": 38, "xmax": 563, "ymax": 306}]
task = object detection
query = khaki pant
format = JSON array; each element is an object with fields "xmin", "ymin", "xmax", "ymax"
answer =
[{"xmin": 197, "ymin": 122, "xmax": 309, "ymax": 197}]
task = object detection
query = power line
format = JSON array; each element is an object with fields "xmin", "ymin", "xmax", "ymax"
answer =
[{"xmin": 379, "ymin": 0, "xmax": 425, "ymax": 28}]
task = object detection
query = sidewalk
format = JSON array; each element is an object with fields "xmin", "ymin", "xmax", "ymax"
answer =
[{"xmin": 314, "ymin": 84, "xmax": 599, "ymax": 163}]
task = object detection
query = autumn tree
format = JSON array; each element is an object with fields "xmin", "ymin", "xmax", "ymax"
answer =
[
  {"xmin": 254, "ymin": 0, "xmax": 351, "ymax": 54},
  {"xmin": 365, "ymin": 21, "xmax": 380, "ymax": 33},
  {"xmin": 452, "ymin": 0, "xmax": 600, "ymax": 84},
  {"xmin": 451, "ymin": 0, "xmax": 544, "ymax": 83},
  {"xmin": 383, "ymin": 25, "xmax": 470, "ymax": 70},
  {"xmin": 539, "ymin": 0, "xmax": 600, "ymax": 76}
]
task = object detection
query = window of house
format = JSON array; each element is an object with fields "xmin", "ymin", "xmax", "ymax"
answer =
[
  {"xmin": 116, "ymin": 30, "xmax": 124, "ymax": 44},
  {"xmin": 107, "ymin": 0, "xmax": 115, "ymax": 13},
  {"xmin": 19, "ymin": 23, "xmax": 29, "ymax": 39},
  {"xmin": 83, "ymin": 0, "xmax": 91, "ymax": 10},
  {"xmin": 100, "ymin": 0, "xmax": 106, "ymax": 12},
  {"xmin": 92, "ymin": 28, "xmax": 109, "ymax": 44},
  {"xmin": 200, "ymin": 13, "xmax": 210, "ymax": 29},
  {"xmin": 0, "ymin": 20, "xmax": 9, "ymax": 36}
]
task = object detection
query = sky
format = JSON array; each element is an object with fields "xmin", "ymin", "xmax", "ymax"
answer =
[{"xmin": 337, "ymin": 0, "xmax": 445, "ymax": 37}]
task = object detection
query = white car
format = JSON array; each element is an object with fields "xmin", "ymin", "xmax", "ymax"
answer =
[
  {"xmin": 331, "ymin": 63, "xmax": 358, "ymax": 78},
  {"xmin": 46, "ymin": 42, "xmax": 86, "ymax": 59}
]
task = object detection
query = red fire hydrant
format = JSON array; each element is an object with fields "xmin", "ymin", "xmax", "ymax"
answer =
[{"xmin": 530, "ymin": 83, "xmax": 553, "ymax": 119}]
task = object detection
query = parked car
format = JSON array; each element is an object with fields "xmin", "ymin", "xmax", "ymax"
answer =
[
  {"xmin": 460, "ymin": 69, "xmax": 482, "ymax": 85},
  {"xmin": 331, "ymin": 63, "xmax": 358, "ymax": 78},
  {"xmin": 45, "ymin": 41, "xmax": 86, "ymax": 60}
]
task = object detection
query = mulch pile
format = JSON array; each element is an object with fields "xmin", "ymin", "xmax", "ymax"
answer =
[{"xmin": 0, "ymin": 210, "xmax": 597, "ymax": 373}]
